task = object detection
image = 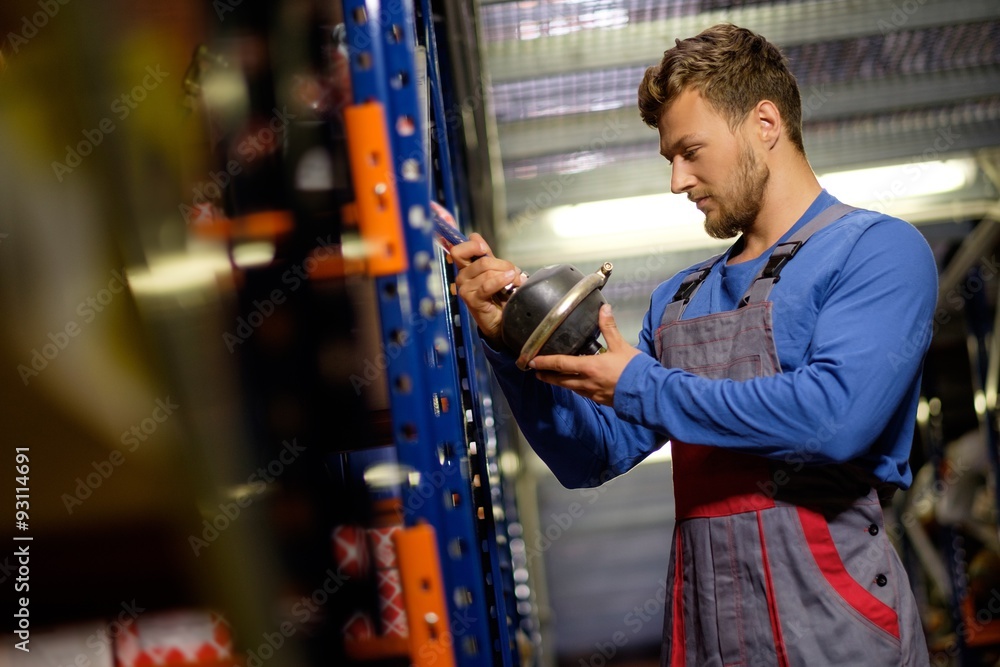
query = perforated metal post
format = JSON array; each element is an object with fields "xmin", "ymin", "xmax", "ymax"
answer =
[
  {"xmin": 416, "ymin": 0, "xmax": 527, "ymax": 658},
  {"xmin": 341, "ymin": 0, "xmax": 495, "ymax": 662}
]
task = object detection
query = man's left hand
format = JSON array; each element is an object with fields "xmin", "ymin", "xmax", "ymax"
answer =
[{"xmin": 529, "ymin": 304, "xmax": 641, "ymax": 406}]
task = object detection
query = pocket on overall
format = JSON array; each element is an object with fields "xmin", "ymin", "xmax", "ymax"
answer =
[
  {"xmin": 794, "ymin": 506, "xmax": 901, "ymax": 642},
  {"xmin": 760, "ymin": 506, "xmax": 903, "ymax": 665}
]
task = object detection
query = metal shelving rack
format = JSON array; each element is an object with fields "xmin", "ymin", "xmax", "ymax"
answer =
[{"xmin": 340, "ymin": 0, "xmax": 534, "ymax": 662}]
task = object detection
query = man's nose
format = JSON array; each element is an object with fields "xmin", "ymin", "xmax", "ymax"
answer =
[{"xmin": 670, "ymin": 161, "xmax": 695, "ymax": 194}]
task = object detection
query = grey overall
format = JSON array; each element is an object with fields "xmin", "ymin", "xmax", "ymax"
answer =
[{"xmin": 655, "ymin": 204, "xmax": 929, "ymax": 666}]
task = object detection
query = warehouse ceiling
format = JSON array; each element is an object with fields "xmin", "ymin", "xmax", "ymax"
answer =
[{"xmin": 471, "ymin": 0, "xmax": 1000, "ymax": 657}]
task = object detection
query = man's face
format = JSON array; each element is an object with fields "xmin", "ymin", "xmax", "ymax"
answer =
[{"xmin": 657, "ymin": 89, "xmax": 769, "ymax": 239}]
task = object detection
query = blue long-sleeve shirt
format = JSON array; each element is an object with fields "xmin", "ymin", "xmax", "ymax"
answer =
[{"xmin": 483, "ymin": 192, "xmax": 938, "ymax": 490}]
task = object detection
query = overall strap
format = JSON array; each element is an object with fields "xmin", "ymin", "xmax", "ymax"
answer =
[
  {"xmin": 661, "ymin": 253, "xmax": 724, "ymax": 325},
  {"xmin": 739, "ymin": 203, "xmax": 857, "ymax": 307}
]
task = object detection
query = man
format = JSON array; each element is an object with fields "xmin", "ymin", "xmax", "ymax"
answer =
[{"xmin": 453, "ymin": 24, "xmax": 936, "ymax": 667}]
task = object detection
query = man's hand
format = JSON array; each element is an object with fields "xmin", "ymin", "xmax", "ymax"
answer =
[
  {"xmin": 529, "ymin": 305, "xmax": 641, "ymax": 406},
  {"xmin": 452, "ymin": 233, "xmax": 525, "ymax": 347}
]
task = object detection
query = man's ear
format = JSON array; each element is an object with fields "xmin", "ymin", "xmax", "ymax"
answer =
[{"xmin": 753, "ymin": 100, "xmax": 782, "ymax": 150}]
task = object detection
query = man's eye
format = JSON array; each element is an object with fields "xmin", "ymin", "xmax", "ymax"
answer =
[{"xmin": 683, "ymin": 148, "xmax": 698, "ymax": 160}]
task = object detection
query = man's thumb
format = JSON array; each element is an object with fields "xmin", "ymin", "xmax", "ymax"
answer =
[{"xmin": 598, "ymin": 304, "xmax": 621, "ymax": 347}]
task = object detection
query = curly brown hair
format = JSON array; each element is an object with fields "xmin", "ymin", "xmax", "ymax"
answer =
[{"xmin": 637, "ymin": 24, "xmax": 805, "ymax": 154}]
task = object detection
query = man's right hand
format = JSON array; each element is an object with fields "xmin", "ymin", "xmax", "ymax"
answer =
[{"xmin": 452, "ymin": 233, "xmax": 525, "ymax": 348}]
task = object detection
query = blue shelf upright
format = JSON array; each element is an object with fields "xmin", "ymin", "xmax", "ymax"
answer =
[
  {"xmin": 412, "ymin": 0, "xmax": 526, "ymax": 662},
  {"xmin": 340, "ymin": 0, "xmax": 496, "ymax": 663}
]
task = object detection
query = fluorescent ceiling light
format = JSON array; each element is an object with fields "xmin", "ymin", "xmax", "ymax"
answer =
[
  {"xmin": 550, "ymin": 192, "xmax": 703, "ymax": 239},
  {"xmin": 548, "ymin": 157, "xmax": 975, "ymax": 241},
  {"xmin": 818, "ymin": 158, "xmax": 975, "ymax": 205}
]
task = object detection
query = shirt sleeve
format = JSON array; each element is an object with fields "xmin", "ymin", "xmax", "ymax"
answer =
[
  {"xmin": 614, "ymin": 217, "xmax": 938, "ymax": 464},
  {"xmin": 482, "ymin": 336, "xmax": 666, "ymax": 489}
]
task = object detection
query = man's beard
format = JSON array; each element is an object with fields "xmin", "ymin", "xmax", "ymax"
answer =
[{"xmin": 704, "ymin": 143, "xmax": 770, "ymax": 240}]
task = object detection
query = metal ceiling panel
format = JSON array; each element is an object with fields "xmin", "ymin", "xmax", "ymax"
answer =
[
  {"xmin": 498, "ymin": 108, "xmax": 655, "ymax": 162},
  {"xmin": 496, "ymin": 66, "xmax": 1000, "ymax": 161},
  {"xmin": 491, "ymin": 21, "xmax": 1000, "ymax": 123},
  {"xmin": 492, "ymin": 66, "xmax": 645, "ymax": 123},
  {"xmin": 481, "ymin": 0, "xmax": 703, "ymax": 42},
  {"xmin": 484, "ymin": 0, "xmax": 1000, "ymax": 83}
]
